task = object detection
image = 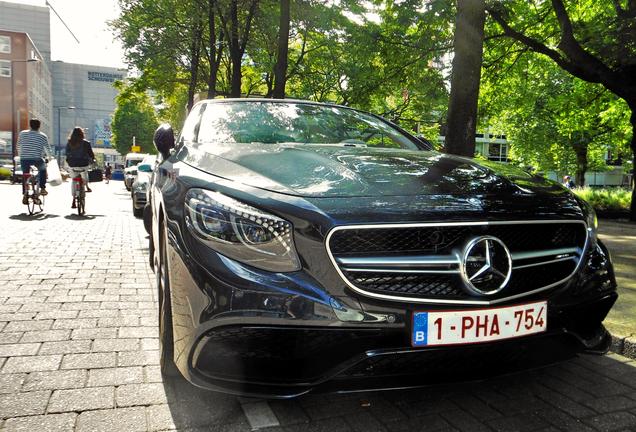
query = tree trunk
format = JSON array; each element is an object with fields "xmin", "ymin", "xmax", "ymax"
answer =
[
  {"xmin": 187, "ymin": 24, "xmax": 202, "ymax": 110},
  {"xmin": 445, "ymin": 0, "xmax": 486, "ymax": 157},
  {"xmin": 273, "ymin": 0, "xmax": 290, "ymax": 99},
  {"xmin": 207, "ymin": 0, "xmax": 218, "ymax": 99},
  {"xmin": 229, "ymin": 0, "xmax": 242, "ymax": 97},
  {"xmin": 630, "ymin": 108, "xmax": 636, "ymax": 221},
  {"xmin": 573, "ymin": 144, "xmax": 588, "ymax": 188}
]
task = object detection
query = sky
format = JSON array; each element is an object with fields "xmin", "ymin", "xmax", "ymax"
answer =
[{"xmin": 14, "ymin": 0, "xmax": 126, "ymax": 68}]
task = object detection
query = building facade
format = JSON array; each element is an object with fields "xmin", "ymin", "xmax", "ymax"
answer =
[
  {"xmin": 0, "ymin": 29, "xmax": 52, "ymax": 160},
  {"xmin": 51, "ymin": 61, "xmax": 126, "ymax": 164},
  {"xmin": 0, "ymin": 1, "xmax": 51, "ymax": 64}
]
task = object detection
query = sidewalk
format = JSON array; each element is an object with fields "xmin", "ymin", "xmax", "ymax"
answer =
[{"xmin": 598, "ymin": 219, "xmax": 636, "ymax": 358}]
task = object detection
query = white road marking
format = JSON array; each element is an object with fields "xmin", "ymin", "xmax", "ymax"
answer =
[{"xmin": 240, "ymin": 400, "xmax": 280, "ymax": 430}]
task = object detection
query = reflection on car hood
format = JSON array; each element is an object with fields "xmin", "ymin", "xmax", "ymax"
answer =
[{"xmin": 180, "ymin": 143, "xmax": 567, "ymax": 198}]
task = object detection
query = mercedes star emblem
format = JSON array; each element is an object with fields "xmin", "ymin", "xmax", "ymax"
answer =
[{"xmin": 460, "ymin": 236, "xmax": 512, "ymax": 296}]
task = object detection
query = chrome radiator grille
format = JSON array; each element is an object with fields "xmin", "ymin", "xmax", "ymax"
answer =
[{"xmin": 326, "ymin": 221, "xmax": 589, "ymax": 304}]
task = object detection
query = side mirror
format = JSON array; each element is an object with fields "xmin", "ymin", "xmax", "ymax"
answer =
[
  {"xmin": 153, "ymin": 124, "xmax": 175, "ymax": 159},
  {"xmin": 138, "ymin": 164, "xmax": 153, "ymax": 173}
]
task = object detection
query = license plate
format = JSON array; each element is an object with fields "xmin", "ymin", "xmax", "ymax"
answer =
[{"xmin": 412, "ymin": 301, "xmax": 547, "ymax": 347}]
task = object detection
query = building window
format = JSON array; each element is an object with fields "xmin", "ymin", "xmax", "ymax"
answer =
[
  {"xmin": 0, "ymin": 60, "xmax": 11, "ymax": 77},
  {"xmin": 488, "ymin": 142, "xmax": 509, "ymax": 162},
  {"xmin": 0, "ymin": 36, "xmax": 10, "ymax": 54}
]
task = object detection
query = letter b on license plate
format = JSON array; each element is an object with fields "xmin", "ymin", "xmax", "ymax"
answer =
[{"xmin": 412, "ymin": 301, "xmax": 547, "ymax": 347}]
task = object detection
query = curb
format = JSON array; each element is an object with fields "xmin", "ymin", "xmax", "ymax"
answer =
[{"xmin": 610, "ymin": 334, "xmax": 636, "ymax": 360}]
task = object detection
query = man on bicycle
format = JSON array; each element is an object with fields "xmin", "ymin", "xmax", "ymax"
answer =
[{"xmin": 17, "ymin": 119, "xmax": 52, "ymax": 204}]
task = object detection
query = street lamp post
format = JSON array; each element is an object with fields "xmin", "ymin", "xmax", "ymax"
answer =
[
  {"xmin": 55, "ymin": 106, "xmax": 75, "ymax": 164},
  {"xmin": 10, "ymin": 58, "xmax": 40, "ymax": 177}
]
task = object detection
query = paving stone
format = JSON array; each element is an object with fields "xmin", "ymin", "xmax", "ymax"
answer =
[
  {"xmin": 18, "ymin": 303, "xmax": 61, "ymax": 313},
  {"xmin": 0, "ymin": 334, "xmax": 22, "ymax": 344},
  {"xmin": 487, "ymin": 413, "xmax": 550, "ymax": 432},
  {"xmin": 0, "ymin": 343, "xmax": 40, "ymax": 357},
  {"xmin": 48, "ymin": 387, "xmax": 114, "ymax": 413},
  {"xmin": 146, "ymin": 404, "xmax": 177, "ymax": 431},
  {"xmin": 71, "ymin": 328, "xmax": 118, "ymax": 340},
  {"xmin": 61, "ymin": 352, "xmax": 116, "ymax": 369},
  {"xmin": 118, "ymin": 326, "xmax": 157, "ymax": 339},
  {"xmin": 0, "ymin": 412, "xmax": 76, "ymax": 431},
  {"xmin": 22, "ymin": 369, "xmax": 87, "ymax": 391},
  {"xmin": 51, "ymin": 318, "xmax": 98, "ymax": 329},
  {"xmin": 0, "ymin": 313, "xmax": 37, "ymax": 322},
  {"xmin": 39, "ymin": 340, "xmax": 92, "ymax": 355},
  {"xmin": 60, "ymin": 302, "xmax": 101, "ymax": 311},
  {"xmin": 77, "ymin": 309, "xmax": 120, "ymax": 318},
  {"xmin": 0, "ymin": 374, "xmax": 25, "ymax": 394},
  {"xmin": 35, "ymin": 310, "xmax": 80, "ymax": 320},
  {"xmin": 144, "ymin": 365, "xmax": 162, "ymax": 383},
  {"xmin": 116, "ymin": 383, "xmax": 168, "ymax": 407},
  {"xmin": 3, "ymin": 319, "xmax": 53, "ymax": 332},
  {"xmin": 20, "ymin": 330, "xmax": 70, "ymax": 343},
  {"xmin": 87, "ymin": 367, "xmax": 144, "ymax": 387},
  {"xmin": 141, "ymin": 338, "xmax": 159, "ymax": 351},
  {"xmin": 0, "ymin": 390, "xmax": 51, "ymax": 418},
  {"xmin": 91, "ymin": 338, "xmax": 139, "ymax": 352},
  {"xmin": 1, "ymin": 355, "xmax": 62, "ymax": 374},
  {"xmin": 118, "ymin": 350, "xmax": 160, "ymax": 366},
  {"xmin": 584, "ymin": 411, "xmax": 636, "ymax": 432},
  {"xmin": 76, "ymin": 407, "xmax": 147, "ymax": 432},
  {"xmin": 97, "ymin": 316, "xmax": 139, "ymax": 327},
  {"xmin": 46, "ymin": 296, "xmax": 84, "ymax": 303}
]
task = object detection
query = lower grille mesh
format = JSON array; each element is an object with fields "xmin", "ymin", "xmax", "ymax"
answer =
[{"xmin": 345, "ymin": 272, "xmax": 461, "ymax": 297}]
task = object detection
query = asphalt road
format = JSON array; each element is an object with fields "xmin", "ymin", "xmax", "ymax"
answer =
[{"xmin": 1, "ymin": 179, "xmax": 636, "ymax": 432}]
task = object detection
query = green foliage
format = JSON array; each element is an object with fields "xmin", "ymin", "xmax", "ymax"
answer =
[
  {"xmin": 111, "ymin": 82, "xmax": 160, "ymax": 155},
  {"xmin": 574, "ymin": 188, "xmax": 632, "ymax": 212},
  {"xmin": 112, "ymin": 0, "xmax": 453, "ymax": 136},
  {"xmin": 480, "ymin": 20, "xmax": 632, "ymax": 178}
]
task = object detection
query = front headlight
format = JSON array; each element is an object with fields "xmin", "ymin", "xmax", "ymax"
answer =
[
  {"xmin": 583, "ymin": 201, "xmax": 598, "ymax": 247},
  {"xmin": 185, "ymin": 188, "xmax": 301, "ymax": 272},
  {"xmin": 134, "ymin": 182, "xmax": 147, "ymax": 192}
]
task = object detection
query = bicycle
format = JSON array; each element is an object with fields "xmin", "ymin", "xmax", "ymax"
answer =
[
  {"xmin": 69, "ymin": 166, "xmax": 90, "ymax": 216},
  {"xmin": 23, "ymin": 165, "xmax": 44, "ymax": 215}
]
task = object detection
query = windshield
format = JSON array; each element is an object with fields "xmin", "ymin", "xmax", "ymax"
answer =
[
  {"xmin": 193, "ymin": 102, "xmax": 420, "ymax": 150},
  {"xmin": 125, "ymin": 159, "xmax": 143, "ymax": 168}
]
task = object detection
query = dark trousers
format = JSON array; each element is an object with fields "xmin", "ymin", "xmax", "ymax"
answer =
[{"xmin": 21, "ymin": 158, "xmax": 47, "ymax": 190}]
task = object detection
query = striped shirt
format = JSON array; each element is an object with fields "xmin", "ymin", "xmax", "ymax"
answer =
[{"xmin": 18, "ymin": 129, "xmax": 52, "ymax": 160}]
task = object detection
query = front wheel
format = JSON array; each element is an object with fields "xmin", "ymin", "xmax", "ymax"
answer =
[{"xmin": 157, "ymin": 222, "xmax": 178, "ymax": 376}]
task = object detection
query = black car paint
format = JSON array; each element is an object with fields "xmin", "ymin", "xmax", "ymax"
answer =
[{"xmin": 149, "ymin": 99, "xmax": 617, "ymax": 397}]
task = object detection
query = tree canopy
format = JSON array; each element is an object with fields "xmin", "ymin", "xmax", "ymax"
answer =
[
  {"xmin": 111, "ymin": 82, "xmax": 160, "ymax": 155},
  {"xmin": 111, "ymin": 0, "xmax": 635, "ymax": 214}
]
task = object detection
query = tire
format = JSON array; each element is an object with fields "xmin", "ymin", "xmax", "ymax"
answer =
[
  {"xmin": 143, "ymin": 203, "xmax": 153, "ymax": 235},
  {"xmin": 158, "ymin": 222, "xmax": 178, "ymax": 377},
  {"xmin": 133, "ymin": 198, "xmax": 143, "ymax": 217},
  {"xmin": 77, "ymin": 190, "xmax": 85, "ymax": 216},
  {"xmin": 27, "ymin": 196, "xmax": 36, "ymax": 215}
]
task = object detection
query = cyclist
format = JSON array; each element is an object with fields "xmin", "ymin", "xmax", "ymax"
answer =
[
  {"xmin": 17, "ymin": 118, "xmax": 52, "ymax": 204},
  {"xmin": 65, "ymin": 127, "xmax": 96, "ymax": 208}
]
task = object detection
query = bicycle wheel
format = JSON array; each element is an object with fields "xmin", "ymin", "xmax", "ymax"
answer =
[
  {"xmin": 77, "ymin": 189, "xmax": 85, "ymax": 216},
  {"xmin": 27, "ymin": 195, "xmax": 36, "ymax": 215}
]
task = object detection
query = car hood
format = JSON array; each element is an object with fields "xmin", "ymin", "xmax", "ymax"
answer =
[{"xmin": 179, "ymin": 143, "xmax": 567, "ymax": 198}]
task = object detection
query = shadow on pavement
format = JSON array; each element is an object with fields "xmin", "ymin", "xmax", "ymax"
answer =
[
  {"xmin": 161, "ymin": 375, "xmax": 247, "ymax": 430},
  {"xmin": 63, "ymin": 214, "xmax": 105, "ymax": 220},
  {"xmin": 157, "ymin": 353, "xmax": 636, "ymax": 431},
  {"xmin": 9, "ymin": 213, "xmax": 60, "ymax": 221}
]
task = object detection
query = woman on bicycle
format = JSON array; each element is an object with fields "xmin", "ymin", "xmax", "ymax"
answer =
[{"xmin": 65, "ymin": 127, "xmax": 96, "ymax": 208}]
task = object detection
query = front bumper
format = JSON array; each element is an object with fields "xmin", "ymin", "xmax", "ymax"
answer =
[
  {"xmin": 164, "ymin": 224, "xmax": 618, "ymax": 398},
  {"xmin": 133, "ymin": 190, "xmax": 147, "ymax": 209}
]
